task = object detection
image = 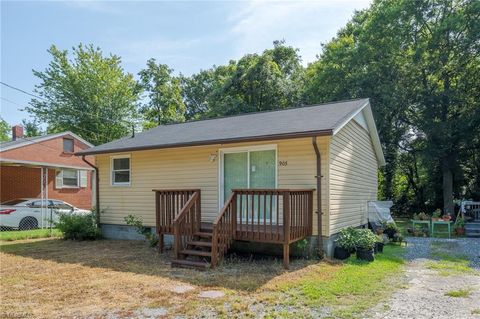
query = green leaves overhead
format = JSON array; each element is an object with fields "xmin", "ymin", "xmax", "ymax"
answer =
[
  {"xmin": 27, "ymin": 44, "xmax": 140, "ymax": 145},
  {"xmin": 138, "ymin": 59, "xmax": 186, "ymax": 128}
]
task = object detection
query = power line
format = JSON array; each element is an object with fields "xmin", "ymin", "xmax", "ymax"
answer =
[
  {"xmin": 1, "ymin": 97, "xmax": 26, "ymax": 108},
  {"xmin": 0, "ymin": 82, "xmax": 46, "ymax": 101},
  {"xmin": 0, "ymin": 81, "xmax": 143, "ymax": 125}
]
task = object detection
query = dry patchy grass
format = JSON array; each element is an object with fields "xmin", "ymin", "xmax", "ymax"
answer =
[{"xmin": 0, "ymin": 239, "xmax": 404, "ymax": 318}]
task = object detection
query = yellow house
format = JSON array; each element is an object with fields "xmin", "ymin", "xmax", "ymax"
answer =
[{"xmin": 78, "ymin": 98, "xmax": 385, "ymax": 269}]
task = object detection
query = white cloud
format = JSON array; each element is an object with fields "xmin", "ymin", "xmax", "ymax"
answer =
[{"xmin": 229, "ymin": 0, "xmax": 371, "ymax": 64}]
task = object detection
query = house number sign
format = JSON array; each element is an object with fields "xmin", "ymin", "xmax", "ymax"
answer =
[{"xmin": 279, "ymin": 160, "xmax": 288, "ymax": 166}]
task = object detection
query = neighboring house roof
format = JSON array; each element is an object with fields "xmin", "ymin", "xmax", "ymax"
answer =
[
  {"xmin": 0, "ymin": 131, "xmax": 94, "ymax": 153},
  {"xmin": 77, "ymin": 98, "xmax": 385, "ymax": 166}
]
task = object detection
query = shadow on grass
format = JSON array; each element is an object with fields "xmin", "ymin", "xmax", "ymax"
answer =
[{"xmin": 0, "ymin": 238, "xmax": 318, "ymax": 292}]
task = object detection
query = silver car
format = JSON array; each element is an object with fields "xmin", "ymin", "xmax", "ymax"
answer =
[{"xmin": 0, "ymin": 198, "xmax": 91, "ymax": 230}]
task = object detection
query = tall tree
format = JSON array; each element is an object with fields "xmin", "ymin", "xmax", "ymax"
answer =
[
  {"xmin": 304, "ymin": 2, "xmax": 410, "ymax": 201},
  {"xmin": 210, "ymin": 40, "xmax": 305, "ymax": 116},
  {"xmin": 0, "ymin": 117, "xmax": 10, "ymax": 141},
  {"xmin": 403, "ymin": 0, "xmax": 480, "ymax": 213},
  {"xmin": 181, "ymin": 41, "xmax": 305, "ymax": 119},
  {"xmin": 138, "ymin": 59, "xmax": 185, "ymax": 128},
  {"xmin": 26, "ymin": 44, "xmax": 140, "ymax": 145},
  {"xmin": 180, "ymin": 61, "xmax": 237, "ymax": 120},
  {"xmin": 21, "ymin": 118, "xmax": 43, "ymax": 137},
  {"xmin": 304, "ymin": 0, "xmax": 480, "ymax": 213}
]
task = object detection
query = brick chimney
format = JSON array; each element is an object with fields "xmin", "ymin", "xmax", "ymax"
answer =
[{"xmin": 12, "ymin": 125, "xmax": 24, "ymax": 141}]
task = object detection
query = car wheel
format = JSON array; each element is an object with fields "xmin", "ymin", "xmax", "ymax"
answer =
[{"xmin": 19, "ymin": 217, "xmax": 38, "ymax": 230}]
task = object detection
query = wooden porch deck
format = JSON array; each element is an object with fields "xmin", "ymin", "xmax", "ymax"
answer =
[
  {"xmin": 200, "ymin": 222, "xmax": 309, "ymax": 243},
  {"xmin": 154, "ymin": 189, "xmax": 314, "ymax": 269}
]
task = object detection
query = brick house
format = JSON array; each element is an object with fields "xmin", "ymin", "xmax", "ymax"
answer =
[{"xmin": 0, "ymin": 126, "xmax": 95, "ymax": 209}]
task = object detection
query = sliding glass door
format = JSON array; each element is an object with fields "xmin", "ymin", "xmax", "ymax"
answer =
[{"xmin": 223, "ymin": 148, "xmax": 276, "ymax": 221}]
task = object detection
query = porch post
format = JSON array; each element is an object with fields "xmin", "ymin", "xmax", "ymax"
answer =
[
  {"xmin": 155, "ymin": 191, "xmax": 164, "ymax": 253},
  {"xmin": 283, "ymin": 191, "xmax": 291, "ymax": 269},
  {"xmin": 232, "ymin": 192, "xmax": 237, "ymax": 239}
]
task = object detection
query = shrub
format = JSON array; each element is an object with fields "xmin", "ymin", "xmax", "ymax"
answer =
[
  {"xmin": 336, "ymin": 227, "xmax": 357, "ymax": 251},
  {"xmin": 56, "ymin": 212, "xmax": 101, "ymax": 240},
  {"xmin": 124, "ymin": 215, "xmax": 158, "ymax": 247},
  {"xmin": 354, "ymin": 229, "xmax": 377, "ymax": 250}
]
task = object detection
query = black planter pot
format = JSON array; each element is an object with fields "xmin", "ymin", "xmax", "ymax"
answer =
[
  {"xmin": 375, "ymin": 242, "xmax": 384, "ymax": 253},
  {"xmin": 334, "ymin": 246, "xmax": 351, "ymax": 260},
  {"xmin": 356, "ymin": 247, "xmax": 375, "ymax": 262},
  {"xmin": 384, "ymin": 229, "xmax": 396, "ymax": 239}
]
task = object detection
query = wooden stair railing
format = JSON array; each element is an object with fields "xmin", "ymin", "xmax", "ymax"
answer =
[
  {"xmin": 211, "ymin": 193, "xmax": 236, "ymax": 268},
  {"xmin": 153, "ymin": 189, "xmax": 200, "ymax": 252},
  {"xmin": 172, "ymin": 191, "xmax": 202, "ymax": 262}
]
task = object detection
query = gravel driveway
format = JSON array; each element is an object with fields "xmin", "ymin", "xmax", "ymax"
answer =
[{"xmin": 367, "ymin": 238, "xmax": 480, "ymax": 319}]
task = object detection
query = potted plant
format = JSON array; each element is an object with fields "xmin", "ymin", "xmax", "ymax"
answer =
[
  {"xmin": 355, "ymin": 229, "xmax": 377, "ymax": 262},
  {"xmin": 442, "ymin": 214, "xmax": 452, "ymax": 221},
  {"xmin": 384, "ymin": 222, "xmax": 399, "ymax": 239},
  {"xmin": 375, "ymin": 234, "xmax": 385, "ymax": 253},
  {"xmin": 454, "ymin": 217, "xmax": 465, "ymax": 235},
  {"xmin": 393, "ymin": 232, "xmax": 404, "ymax": 243},
  {"xmin": 334, "ymin": 227, "xmax": 356, "ymax": 260},
  {"xmin": 432, "ymin": 209, "xmax": 441, "ymax": 221}
]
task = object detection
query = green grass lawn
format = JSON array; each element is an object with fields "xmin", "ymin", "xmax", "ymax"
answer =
[
  {"xmin": 0, "ymin": 228, "xmax": 62, "ymax": 241},
  {"xmin": 272, "ymin": 245, "xmax": 405, "ymax": 318}
]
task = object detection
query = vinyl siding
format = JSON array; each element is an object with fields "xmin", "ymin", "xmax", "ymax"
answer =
[
  {"xmin": 329, "ymin": 120, "xmax": 378, "ymax": 235},
  {"xmin": 96, "ymin": 137, "xmax": 330, "ymax": 236}
]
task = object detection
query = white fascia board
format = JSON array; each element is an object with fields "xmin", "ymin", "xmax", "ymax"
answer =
[{"xmin": 0, "ymin": 158, "xmax": 94, "ymax": 170}]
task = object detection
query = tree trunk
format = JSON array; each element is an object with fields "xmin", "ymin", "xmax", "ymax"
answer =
[{"xmin": 442, "ymin": 157, "xmax": 454, "ymax": 215}]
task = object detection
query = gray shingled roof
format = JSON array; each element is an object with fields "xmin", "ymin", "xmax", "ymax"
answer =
[
  {"xmin": 0, "ymin": 134, "xmax": 50, "ymax": 149},
  {"xmin": 77, "ymin": 99, "xmax": 369, "ymax": 156}
]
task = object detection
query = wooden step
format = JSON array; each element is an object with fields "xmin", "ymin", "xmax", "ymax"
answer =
[
  {"xmin": 181, "ymin": 249, "xmax": 212, "ymax": 257},
  {"xmin": 195, "ymin": 231, "xmax": 213, "ymax": 238},
  {"xmin": 187, "ymin": 240, "xmax": 212, "ymax": 247},
  {"xmin": 171, "ymin": 259, "xmax": 210, "ymax": 269}
]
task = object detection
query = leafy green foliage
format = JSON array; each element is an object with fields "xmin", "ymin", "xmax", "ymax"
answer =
[
  {"xmin": 304, "ymin": 0, "xmax": 480, "ymax": 214},
  {"xmin": 336, "ymin": 227, "xmax": 357, "ymax": 251},
  {"xmin": 354, "ymin": 229, "xmax": 378, "ymax": 250},
  {"xmin": 0, "ymin": 117, "xmax": 9, "ymax": 141},
  {"xmin": 124, "ymin": 214, "xmax": 158, "ymax": 247},
  {"xmin": 27, "ymin": 44, "xmax": 141, "ymax": 145},
  {"xmin": 21, "ymin": 118, "xmax": 43, "ymax": 137},
  {"xmin": 56, "ymin": 212, "xmax": 101, "ymax": 240},
  {"xmin": 181, "ymin": 40, "xmax": 305, "ymax": 118},
  {"xmin": 138, "ymin": 59, "xmax": 185, "ymax": 128}
]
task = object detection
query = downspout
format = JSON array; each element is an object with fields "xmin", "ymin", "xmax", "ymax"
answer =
[
  {"xmin": 312, "ymin": 136, "xmax": 324, "ymax": 257},
  {"xmin": 82, "ymin": 155, "xmax": 100, "ymax": 226}
]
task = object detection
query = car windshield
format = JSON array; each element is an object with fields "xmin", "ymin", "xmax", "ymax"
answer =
[{"xmin": 1, "ymin": 199, "xmax": 28, "ymax": 206}]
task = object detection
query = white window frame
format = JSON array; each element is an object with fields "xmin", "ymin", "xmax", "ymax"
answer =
[
  {"xmin": 56, "ymin": 169, "xmax": 81, "ymax": 189},
  {"xmin": 218, "ymin": 144, "xmax": 278, "ymax": 209},
  {"xmin": 110, "ymin": 154, "xmax": 131, "ymax": 186}
]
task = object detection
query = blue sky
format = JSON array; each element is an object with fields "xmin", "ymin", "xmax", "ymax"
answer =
[{"xmin": 1, "ymin": 0, "xmax": 370, "ymax": 127}]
